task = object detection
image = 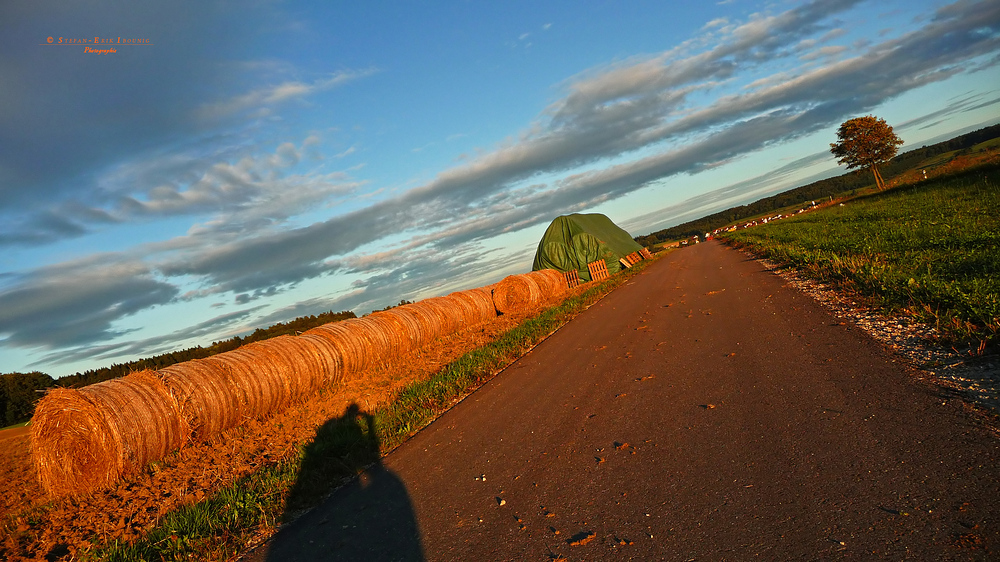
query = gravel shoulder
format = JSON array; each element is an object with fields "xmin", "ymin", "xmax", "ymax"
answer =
[{"xmin": 746, "ymin": 248, "xmax": 1000, "ymax": 421}]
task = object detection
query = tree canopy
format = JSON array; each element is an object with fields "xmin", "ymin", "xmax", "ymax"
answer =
[
  {"xmin": 830, "ymin": 115, "xmax": 904, "ymax": 190},
  {"xmin": 1, "ymin": 371, "xmax": 54, "ymax": 426}
]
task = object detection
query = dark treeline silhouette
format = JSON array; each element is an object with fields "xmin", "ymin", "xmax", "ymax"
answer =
[
  {"xmin": 636, "ymin": 122, "xmax": 1000, "ymax": 246},
  {"xmin": 0, "ymin": 371, "xmax": 55, "ymax": 427},
  {"xmin": 0, "ymin": 310, "xmax": 356, "ymax": 425}
]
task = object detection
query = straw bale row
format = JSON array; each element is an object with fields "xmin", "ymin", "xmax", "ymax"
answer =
[
  {"xmin": 491, "ymin": 269, "xmax": 567, "ymax": 314},
  {"xmin": 32, "ymin": 279, "xmax": 527, "ymax": 496}
]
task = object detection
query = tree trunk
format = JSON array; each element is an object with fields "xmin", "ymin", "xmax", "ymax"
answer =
[{"xmin": 871, "ymin": 164, "xmax": 884, "ymax": 190}]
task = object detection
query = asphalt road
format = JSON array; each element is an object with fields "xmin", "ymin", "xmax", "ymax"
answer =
[{"xmin": 247, "ymin": 241, "xmax": 1000, "ymax": 561}]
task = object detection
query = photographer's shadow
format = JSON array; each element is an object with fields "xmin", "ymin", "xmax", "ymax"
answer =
[{"xmin": 262, "ymin": 403, "xmax": 425, "ymax": 561}]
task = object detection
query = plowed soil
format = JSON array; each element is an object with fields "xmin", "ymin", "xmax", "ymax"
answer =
[{"xmin": 0, "ymin": 294, "xmax": 575, "ymax": 561}]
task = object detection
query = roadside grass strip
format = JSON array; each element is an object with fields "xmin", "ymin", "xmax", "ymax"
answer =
[
  {"xmin": 722, "ymin": 164, "xmax": 1000, "ymax": 347},
  {"xmin": 93, "ymin": 256, "xmax": 658, "ymax": 561}
]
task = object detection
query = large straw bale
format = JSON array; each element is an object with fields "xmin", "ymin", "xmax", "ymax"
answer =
[
  {"xmin": 352, "ymin": 316, "xmax": 396, "ymax": 361},
  {"xmin": 302, "ymin": 317, "xmax": 397, "ymax": 376},
  {"xmin": 492, "ymin": 274, "xmax": 543, "ymax": 314},
  {"xmin": 373, "ymin": 308, "xmax": 425, "ymax": 350},
  {"xmin": 31, "ymin": 370, "xmax": 187, "ymax": 497},
  {"xmin": 525, "ymin": 269, "xmax": 566, "ymax": 298},
  {"xmin": 420, "ymin": 297, "xmax": 462, "ymax": 335},
  {"xmin": 251, "ymin": 336, "xmax": 322, "ymax": 402},
  {"xmin": 523, "ymin": 270, "xmax": 552, "ymax": 295},
  {"xmin": 233, "ymin": 341, "xmax": 295, "ymax": 409},
  {"xmin": 402, "ymin": 301, "xmax": 446, "ymax": 344},
  {"xmin": 464, "ymin": 285, "xmax": 500, "ymax": 317},
  {"xmin": 224, "ymin": 346, "xmax": 292, "ymax": 419},
  {"xmin": 437, "ymin": 294, "xmax": 476, "ymax": 328},
  {"xmin": 451, "ymin": 288, "xmax": 497, "ymax": 324},
  {"xmin": 303, "ymin": 321, "xmax": 372, "ymax": 376},
  {"xmin": 368, "ymin": 310, "xmax": 420, "ymax": 356},
  {"xmin": 297, "ymin": 333, "xmax": 346, "ymax": 386},
  {"xmin": 361, "ymin": 314, "xmax": 408, "ymax": 358},
  {"xmin": 160, "ymin": 357, "xmax": 246, "ymax": 439}
]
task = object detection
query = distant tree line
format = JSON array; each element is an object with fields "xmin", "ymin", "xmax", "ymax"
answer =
[
  {"xmin": 0, "ymin": 310, "xmax": 356, "ymax": 426},
  {"xmin": 0, "ymin": 371, "xmax": 55, "ymax": 427},
  {"xmin": 635, "ymin": 122, "xmax": 1000, "ymax": 246}
]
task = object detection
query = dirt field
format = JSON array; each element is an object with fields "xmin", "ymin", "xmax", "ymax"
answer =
[
  {"xmin": 0, "ymin": 298, "xmax": 570, "ymax": 561},
  {"xmin": 0, "ymin": 425, "xmax": 29, "ymax": 442}
]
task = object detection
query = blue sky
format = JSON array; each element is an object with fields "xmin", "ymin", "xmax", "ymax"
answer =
[{"xmin": 1, "ymin": 0, "xmax": 998, "ymax": 378}]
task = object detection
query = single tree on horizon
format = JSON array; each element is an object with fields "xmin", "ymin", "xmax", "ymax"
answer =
[{"xmin": 830, "ymin": 115, "xmax": 904, "ymax": 190}]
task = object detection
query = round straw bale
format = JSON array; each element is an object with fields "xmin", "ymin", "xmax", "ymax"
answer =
[
  {"xmin": 358, "ymin": 314, "xmax": 403, "ymax": 358},
  {"xmin": 209, "ymin": 348, "xmax": 282, "ymax": 424},
  {"xmin": 373, "ymin": 308, "xmax": 425, "ymax": 350},
  {"xmin": 250, "ymin": 336, "xmax": 322, "ymax": 402},
  {"xmin": 223, "ymin": 342, "xmax": 292, "ymax": 419},
  {"xmin": 492, "ymin": 274, "xmax": 542, "ymax": 314},
  {"xmin": 297, "ymin": 333, "xmax": 345, "ymax": 386},
  {"xmin": 367, "ymin": 311, "xmax": 418, "ymax": 357},
  {"xmin": 352, "ymin": 316, "xmax": 397, "ymax": 362},
  {"xmin": 303, "ymin": 321, "xmax": 371, "ymax": 376},
  {"xmin": 421, "ymin": 296, "xmax": 462, "ymax": 335},
  {"xmin": 464, "ymin": 285, "xmax": 501, "ymax": 318},
  {"xmin": 449, "ymin": 288, "xmax": 497, "ymax": 325},
  {"xmin": 527, "ymin": 269, "xmax": 567, "ymax": 297},
  {"xmin": 401, "ymin": 301, "xmax": 446, "ymax": 345},
  {"xmin": 31, "ymin": 370, "xmax": 187, "ymax": 497},
  {"xmin": 435, "ymin": 294, "xmax": 474, "ymax": 329},
  {"xmin": 160, "ymin": 357, "xmax": 246, "ymax": 439}
]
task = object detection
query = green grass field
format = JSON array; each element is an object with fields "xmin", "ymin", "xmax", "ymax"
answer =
[{"xmin": 722, "ymin": 165, "xmax": 1000, "ymax": 346}]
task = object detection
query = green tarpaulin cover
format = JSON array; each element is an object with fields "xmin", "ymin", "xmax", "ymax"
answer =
[{"xmin": 531, "ymin": 213, "xmax": 644, "ymax": 281}]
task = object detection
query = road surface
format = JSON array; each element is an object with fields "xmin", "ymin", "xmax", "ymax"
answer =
[{"xmin": 247, "ymin": 241, "xmax": 999, "ymax": 561}]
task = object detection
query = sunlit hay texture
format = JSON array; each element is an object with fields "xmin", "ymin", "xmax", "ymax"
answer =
[
  {"xmin": 441, "ymin": 293, "xmax": 478, "ymax": 329},
  {"xmin": 31, "ymin": 370, "xmax": 188, "ymax": 497},
  {"xmin": 464, "ymin": 284, "xmax": 500, "ymax": 316},
  {"xmin": 230, "ymin": 342, "xmax": 293, "ymax": 418},
  {"xmin": 250, "ymin": 336, "xmax": 321, "ymax": 403},
  {"xmin": 159, "ymin": 357, "xmax": 247, "ymax": 440},
  {"xmin": 372, "ymin": 307, "xmax": 425, "ymax": 352},
  {"xmin": 403, "ymin": 301, "xmax": 447, "ymax": 346},
  {"xmin": 367, "ymin": 310, "xmax": 418, "ymax": 358},
  {"xmin": 362, "ymin": 313, "xmax": 407, "ymax": 358},
  {"xmin": 302, "ymin": 316, "xmax": 398, "ymax": 376},
  {"xmin": 525, "ymin": 269, "xmax": 568, "ymax": 300},
  {"xmin": 444, "ymin": 289, "xmax": 497, "ymax": 328},
  {"xmin": 431, "ymin": 295, "xmax": 472, "ymax": 331},
  {"xmin": 492, "ymin": 274, "xmax": 543, "ymax": 314},
  {"xmin": 351, "ymin": 316, "xmax": 397, "ymax": 366},
  {"xmin": 302, "ymin": 320, "xmax": 372, "ymax": 376},
  {"xmin": 297, "ymin": 333, "xmax": 346, "ymax": 387},
  {"xmin": 421, "ymin": 296, "xmax": 464, "ymax": 336}
]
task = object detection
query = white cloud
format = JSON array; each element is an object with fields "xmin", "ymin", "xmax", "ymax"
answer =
[{"xmin": 196, "ymin": 68, "xmax": 378, "ymax": 121}]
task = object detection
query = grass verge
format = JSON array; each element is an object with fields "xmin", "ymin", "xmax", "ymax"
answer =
[
  {"xmin": 722, "ymin": 164, "xmax": 999, "ymax": 348},
  {"xmin": 91, "ymin": 256, "xmax": 660, "ymax": 561}
]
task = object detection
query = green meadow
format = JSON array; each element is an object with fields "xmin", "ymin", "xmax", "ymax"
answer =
[{"xmin": 723, "ymin": 165, "xmax": 1000, "ymax": 347}]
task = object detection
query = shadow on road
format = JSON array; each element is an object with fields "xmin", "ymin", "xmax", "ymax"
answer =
[{"xmin": 261, "ymin": 403, "xmax": 425, "ymax": 562}]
